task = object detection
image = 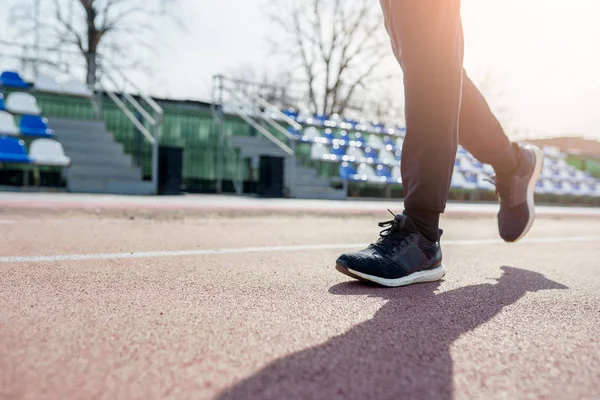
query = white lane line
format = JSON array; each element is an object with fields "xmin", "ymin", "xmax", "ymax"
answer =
[{"xmin": 1, "ymin": 236, "xmax": 599, "ymax": 264}]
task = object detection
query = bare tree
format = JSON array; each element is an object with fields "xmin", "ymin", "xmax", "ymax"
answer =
[
  {"xmin": 10, "ymin": 0, "xmax": 182, "ymax": 86},
  {"xmin": 267, "ymin": 0, "xmax": 393, "ymax": 117}
]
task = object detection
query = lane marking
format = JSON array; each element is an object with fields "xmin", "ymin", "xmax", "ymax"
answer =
[{"xmin": 1, "ymin": 236, "xmax": 599, "ymax": 264}]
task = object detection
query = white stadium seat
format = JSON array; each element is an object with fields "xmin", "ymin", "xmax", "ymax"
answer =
[
  {"xmin": 356, "ymin": 163, "xmax": 377, "ymax": 181},
  {"xmin": 28, "ymin": 138, "xmax": 71, "ymax": 167},
  {"xmin": 34, "ymin": 74, "xmax": 62, "ymax": 93},
  {"xmin": 302, "ymin": 127, "xmax": 319, "ymax": 142},
  {"xmin": 62, "ymin": 79, "xmax": 93, "ymax": 97},
  {"xmin": 310, "ymin": 143, "xmax": 327, "ymax": 160},
  {"xmin": 0, "ymin": 111, "xmax": 19, "ymax": 135},
  {"xmin": 391, "ymin": 165, "xmax": 402, "ymax": 183},
  {"xmin": 367, "ymin": 135, "xmax": 384, "ymax": 149},
  {"xmin": 378, "ymin": 148, "xmax": 395, "ymax": 164},
  {"xmin": 6, "ymin": 92, "xmax": 41, "ymax": 115},
  {"xmin": 346, "ymin": 146, "xmax": 364, "ymax": 163}
]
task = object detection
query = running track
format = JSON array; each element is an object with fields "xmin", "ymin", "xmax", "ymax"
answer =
[{"xmin": 1, "ymin": 193, "xmax": 599, "ymax": 399}]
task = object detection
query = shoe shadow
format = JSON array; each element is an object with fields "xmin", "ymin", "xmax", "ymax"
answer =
[{"xmin": 216, "ymin": 266, "xmax": 567, "ymax": 400}]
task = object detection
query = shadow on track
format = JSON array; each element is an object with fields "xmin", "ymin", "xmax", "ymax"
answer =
[{"xmin": 217, "ymin": 266, "xmax": 567, "ymax": 400}]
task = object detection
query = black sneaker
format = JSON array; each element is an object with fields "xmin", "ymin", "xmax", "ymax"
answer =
[
  {"xmin": 492, "ymin": 143, "xmax": 544, "ymax": 243},
  {"xmin": 335, "ymin": 212, "xmax": 445, "ymax": 287}
]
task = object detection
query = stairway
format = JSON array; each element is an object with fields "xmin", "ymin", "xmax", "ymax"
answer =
[
  {"xmin": 49, "ymin": 117, "xmax": 155, "ymax": 195},
  {"xmin": 231, "ymin": 135, "xmax": 346, "ymax": 200}
]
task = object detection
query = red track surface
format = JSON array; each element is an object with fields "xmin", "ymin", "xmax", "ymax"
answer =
[{"xmin": 1, "ymin": 197, "xmax": 599, "ymax": 399}]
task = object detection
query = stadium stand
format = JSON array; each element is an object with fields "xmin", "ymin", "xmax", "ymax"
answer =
[
  {"xmin": 0, "ymin": 67, "xmax": 597, "ymax": 202},
  {"xmin": 0, "ymin": 93, "xmax": 5, "ymax": 111},
  {"xmin": 282, "ymin": 108, "xmax": 600, "ymax": 200}
]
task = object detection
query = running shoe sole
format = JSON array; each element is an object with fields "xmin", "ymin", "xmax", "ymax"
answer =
[{"xmin": 336, "ymin": 263, "xmax": 446, "ymax": 288}]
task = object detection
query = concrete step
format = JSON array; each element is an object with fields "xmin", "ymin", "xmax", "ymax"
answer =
[
  {"xmin": 67, "ymin": 152, "xmax": 133, "ymax": 168},
  {"xmin": 56, "ymin": 132, "xmax": 117, "ymax": 147},
  {"xmin": 53, "ymin": 128, "xmax": 115, "ymax": 141},
  {"xmin": 60, "ymin": 139, "xmax": 124, "ymax": 154},
  {"xmin": 293, "ymin": 186, "xmax": 347, "ymax": 200},
  {"xmin": 66, "ymin": 164, "xmax": 141, "ymax": 180},
  {"xmin": 67, "ymin": 177, "xmax": 155, "ymax": 195},
  {"xmin": 48, "ymin": 118, "xmax": 106, "ymax": 131},
  {"xmin": 232, "ymin": 135, "xmax": 291, "ymax": 158}
]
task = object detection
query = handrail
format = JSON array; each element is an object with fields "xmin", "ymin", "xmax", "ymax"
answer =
[
  {"xmin": 105, "ymin": 90, "xmax": 156, "ymax": 145},
  {"xmin": 228, "ymin": 102, "xmax": 294, "ymax": 156},
  {"xmin": 252, "ymin": 95, "xmax": 302, "ymax": 132},
  {"xmin": 224, "ymin": 87, "xmax": 294, "ymax": 155},
  {"xmin": 124, "ymin": 93, "xmax": 156, "ymax": 125}
]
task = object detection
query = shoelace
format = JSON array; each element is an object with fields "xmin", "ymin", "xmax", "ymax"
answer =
[
  {"xmin": 376, "ymin": 210, "xmax": 411, "ymax": 250},
  {"xmin": 485, "ymin": 175, "xmax": 516, "ymax": 204}
]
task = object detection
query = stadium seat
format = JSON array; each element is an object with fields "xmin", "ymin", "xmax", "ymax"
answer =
[
  {"xmin": 0, "ymin": 136, "xmax": 30, "ymax": 163},
  {"xmin": 302, "ymin": 127, "xmax": 319, "ymax": 143},
  {"xmin": 337, "ymin": 130, "xmax": 349, "ymax": 144},
  {"xmin": 561, "ymin": 181, "xmax": 576, "ymax": 196},
  {"xmin": 352, "ymin": 132, "xmax": 366, "ymax": 146},
  {"xmin": 482, "ymin": 164, "xmax": 494, "ymax": 175},
  {"xmin": 310, "ymin": 143, "xmax": 327, "ymax": 160},
  {"xmin": 6, "ymin": 92, "xmax": 41, "ymax": 115},
  {"xmin": 451, "ymin": 170, "xmax": 477, "ymax": 189},
  {"xmin": 34, "ymin": 74, "xmax": 62, "ymax": 93},
  {"xmin": 0, "ymin": 111, "xmax": 19, "ymax": 136},
  {"xmin": 356, "ymin": 163, "xmax": 377, "ymax": 181},
  {"xmin": 328, "ymin": 144, "xmax": 347, "ymax": 161},
  {"xmin": 391, "ymin": 165, "xmax": 402, "ymax": 183},
  {"xmin": 0, "ymin": 94, "xmax": 5, "ymax": 111},
  {"xmin": 283, "ymin": 108, "xmax": 299, "ymax": 120},
  {"xmin": 375, "ymin": 165, "xmax": 392, "ymax": 183},
  {"xmin": 62, "ymin": 79, "xmax": 93, "ymax": 97},
  {"xmin": 322, "ymin": 128, "xmax": 336, "ymax": 144},
  {"xmin": 346, "ymin": 146, "xmax": 365, "ymax": 163},
  {"xmin": 0, "ymin": 71, "xmax": 29, "ymax": 89},
  {"xmin": 363, "ymin": 147, "xmax": 379, "ymax": 163},
  {"xmin": 19, "ymin": 115, "xmax": 54, "ymax": 138},
  {"xmin": 378, "ymin": 148, "xmax": 395, "ymax": 164},
  {"xmin": 383, "ymin": 136, "xmax": 395, "ymax": 148},
  {"xmin": 367, "ymin": 135, "xmax": 384, "ymax": 149},
  {"xmin": 395, "ymin": 137, "xmax": 404, "ymax": 149},
  {"xmin": 535, "ymin": 179, "xmax": 545, "ymax": 194},
  {"xmin": 28, "ymin": 138, "xmax": 71, "ymax": 166},
  {"xmin": 339, "ymin": 162, "xmax": 357, "ymax": 180},
  {"xmin": 542, "ymin": 178, "xmax": 558, "ymax": 194}
]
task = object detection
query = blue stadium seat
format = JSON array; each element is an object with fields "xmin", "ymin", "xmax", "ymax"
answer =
[
  {"xmin": 363, "ymin": 147, "xmax": 379, "ymax": 162},
  {"xmin": 288, "ymin": 126, "xmax": 301, "ymax": 139},
  {"xmin": 0, "ymin": 94, "xmax": 5, "ymax": 111},
  {"xmin": 282, "ymin": 108, "xmax": 298, "ymax": 120},
  {"xmin": 0, "ymin": 71, "xmax": 29, "ymax": 89},
  {"xmin": 19, "ymin": 115, "xmax": 55, "ymax": 138},
  {"xmin": 322, "ymin": 128, "xmax": 336, "ymax": 143},
  {"xmin": 376, "ymin": 165, "xmax": 392, "ymax": 183},
  {"xmin": 329, "ymin": 144, "xmax": 346, "ymax": 161},
  {"xmin": 352, "ymin": 132, "xmax": 366, "ymax": 146},
  {"xmin": 338, "ymin": 130, "xmax": 349, "ymax": 144},
  {"xmin": 0, "ymin": 137, "xmax": 30, "ymax": 163},
  {"xmin": 383, "ymin": 136, "xmax": 395, "ymax": 149},
  {"xmin": 339, "ymin": 162, "xmax": 357, "ymax": 180}
]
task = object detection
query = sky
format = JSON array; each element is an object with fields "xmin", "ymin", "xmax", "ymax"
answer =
[{"xmin": 1, "ymin": 0, "xmax": 599, "ymax": 140}]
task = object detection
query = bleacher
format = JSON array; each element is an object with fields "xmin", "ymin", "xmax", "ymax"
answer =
[
  {"xmin": 0, "ymin": 70, "xmax": 72, "ymax": 187},
  {"xmin": 280, "ymin": 108, "xmax": 600, "ymax": 199}
]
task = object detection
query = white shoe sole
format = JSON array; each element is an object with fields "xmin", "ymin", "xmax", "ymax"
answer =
[
  {"xmin": 336, "ymin": 263, "xmax": 446, "ymax": 288},
  {"xmin": 510, "ymin": 145, "xmax": 544, "ymax": 243}
]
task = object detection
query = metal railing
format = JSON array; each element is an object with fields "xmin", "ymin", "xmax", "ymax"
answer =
[
  {"xmin": 211, "ymin": 75, "xmax": 302, "ymax": 194},
  {"xmin": 101, "ymin": 70, "xmax": 164, "ymax": 194}
]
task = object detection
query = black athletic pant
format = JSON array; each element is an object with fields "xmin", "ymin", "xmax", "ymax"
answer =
[{"xmin": 380, "ymin": 0, "xmax": 520, "ymax": 242}]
